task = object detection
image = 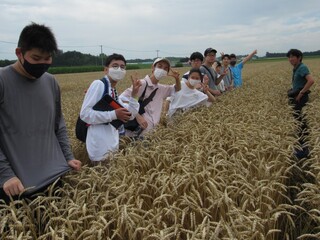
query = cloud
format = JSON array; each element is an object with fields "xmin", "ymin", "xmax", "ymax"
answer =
[{"xmin": 0, "ymin": 0, "xmax": 320, "ymax": 60}]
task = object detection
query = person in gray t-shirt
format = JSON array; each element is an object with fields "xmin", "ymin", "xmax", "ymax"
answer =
[
  {"xmin": 200, "ymin": 48, "xmax": 227, "ymax": 97},
  {"xmin": 0, "ymin": 23, "xmax": 81, "ymax": 203}
]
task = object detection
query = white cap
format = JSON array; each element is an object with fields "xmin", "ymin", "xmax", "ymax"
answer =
[{"xmin": 153, "ymin": 58, "xmax": 171, "ymax": 72}]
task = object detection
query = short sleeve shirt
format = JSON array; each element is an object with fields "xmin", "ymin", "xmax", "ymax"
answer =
[
  {"xmin": 200, "ymin": 65, "xmax": 218, "ymax": 90},
  {"xmin": 220, "ymin": 66, "xmax": 233, "ymax": 87},
  {"xmin": 230, "ymin": 62, "xmax": 243, "ymax": 87},
  {"xmin": 292, "ymin": 63, "xmax": 310, "ymax": 91}
]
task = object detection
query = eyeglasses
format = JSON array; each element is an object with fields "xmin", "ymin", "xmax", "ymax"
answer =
[{"xmin": 111, "ymin": 64, "xmax": 126, "ymax": 70}]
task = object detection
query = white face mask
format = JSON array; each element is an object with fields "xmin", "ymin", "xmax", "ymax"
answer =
[
  {"xmin": 108, "ymin": 67, "xmax": 126, "ymax": 81},
  {"xmin": 154, "ymin": 67, "xmax": 167, "ymax": 80},
  {"xmin": 189, "ymin": 79, "xmax": 201, "ymax": 87}
]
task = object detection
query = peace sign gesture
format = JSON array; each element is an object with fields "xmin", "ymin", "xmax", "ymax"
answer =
[
  {"xmin": 168, "ymin": 69, "xmax": 180, "ymax": 81},
  {"xmin": 131, "ymin": 71, "xmax": 142, "ymax": 98}
]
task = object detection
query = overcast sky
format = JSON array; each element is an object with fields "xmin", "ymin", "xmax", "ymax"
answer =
[{"xmin": 0, "ymin": 0, "xmax": 320, "ymax": 60}]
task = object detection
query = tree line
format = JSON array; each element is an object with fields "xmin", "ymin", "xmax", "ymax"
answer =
[
  {"xmin": 1, "ymin": 50, "xmax": 319, "ymax": 67},
  {"xmin": 266, "ymin": 50, "xmax": 320, "ymax": 58},
  {"xmin": 0, "ymin": 50, "xmax": 185, "ymax": 67}
]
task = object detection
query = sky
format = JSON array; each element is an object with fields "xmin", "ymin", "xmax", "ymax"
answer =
[{"xmin": 0, "ymin": 0, "xmax": 320, "ymax": 60}]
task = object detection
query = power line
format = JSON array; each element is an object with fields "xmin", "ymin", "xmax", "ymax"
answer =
[
  {"xmin": 0, "ymin": 39, "xmax": 188, "ymax": 57},
  {"xmin": 0, "ymin": 40, "xmax": 17, "ymax": 44},
  {"xmin": 59, "ymin": 44, "xmax": 156, "ymax": 53}
]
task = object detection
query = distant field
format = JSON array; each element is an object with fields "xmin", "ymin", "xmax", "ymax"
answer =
[
  {"xmin": 46, "ymin": 55, "xmax": 320, "ymax": 75},
  {"xmin": 251, "ymin": 55, "xmax": 320, "ymax": 63},
  {"xmin": 1, "ymin": 59, "xmax": 319, "ymax": 239},
  {"xmin": 48, "ymin": 63, "xmax": 152, "ymax": 74}
]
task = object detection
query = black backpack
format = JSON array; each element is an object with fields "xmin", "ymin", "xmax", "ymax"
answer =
[{"xmin": 75, "ymin": 78, "xmax": 109, "ymax": 142}]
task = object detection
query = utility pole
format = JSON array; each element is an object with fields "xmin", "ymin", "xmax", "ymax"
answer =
[
  {"xmin": 156, "ymin": 49, "xmax": 159, "ymax": 58},
  {"xmin": 100, "ymin": 45, "xmax": 103, "ymax": 66}
]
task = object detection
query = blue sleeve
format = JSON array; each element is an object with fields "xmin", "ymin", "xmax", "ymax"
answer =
[{"xmin": 238, "ymin": 62, "xmax": 244, "ymax": 70}]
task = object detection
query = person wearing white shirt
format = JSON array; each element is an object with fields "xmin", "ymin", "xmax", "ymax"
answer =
[
  {"xmin": 168, "ymin": 68, "xmax": 216, "ymax": 118},
  {"xmin": 80, "ymin": 54, "xmax": 141, "ymax": 164},
  {"xmin": 212, "ymin": 61, "xmax": 226, "ymax": 92}
]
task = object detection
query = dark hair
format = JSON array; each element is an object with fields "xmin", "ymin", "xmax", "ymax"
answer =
[
  {"xmin": 188, "ymin": 68, "xmax": 203, "ymax": 81},
  {"xmin": 190, "ymin": 52, "xmax": 204, "ymax": 62},
  {"xmin": 286, "ymin": 49, "xmax": 303, "ymax": 61},
  {"xmin": 204, "ymin": 48, "xmax": 217, "ymax": 56},
  {"xmin": 221, "ymin": 54, "xmax": 230, "ymax": 60},
  {"xmin": 18, "ymin": 22, "xmax": 58, "ymax": 55},
  {"xmin": 214, "ymin": 61, "xmax": 222, "ymax": 67},
  {"xmin": 105, "ymin": 53, "xmax": 126, "ymax": 66},
  {"xmin": 229, "ymin": 53, "xmax": 236, "ymax": 59}
]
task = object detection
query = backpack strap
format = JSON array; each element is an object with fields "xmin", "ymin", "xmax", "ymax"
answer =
[
  {"xmin": 202, "ymin": 65, "xmax": 216, "ymax": 81},
  {"xmin": 141, "ymin": 88, "xmax": 158, "ymax": 107},
  {"xmin": 138, "ymin": 80, "xmax": 148, "ymax": 101},
  {"xmin": 99, "ymin": 77, "xmax": 112, "ymax": 126},
  {"xmin": 100, "ymin": 77, "xmax": 109, "ymax": 97},
  {"xmin": 137, "ymin": 80, "xmax": 158, "ymax": 114}
]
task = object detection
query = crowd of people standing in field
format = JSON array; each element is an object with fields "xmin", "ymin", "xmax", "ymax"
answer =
[
  {"xmin": 79, "ymin": 48, "xmax": 258, "ymax": 164},
  {"xmin": 0, "ymin": 22, "xmax": 315, "ymax": 204}
]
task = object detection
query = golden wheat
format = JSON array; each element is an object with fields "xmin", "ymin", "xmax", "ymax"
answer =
[{"xmin": 1, "ymin": 60, "xmax": 319, "ymax": 239}]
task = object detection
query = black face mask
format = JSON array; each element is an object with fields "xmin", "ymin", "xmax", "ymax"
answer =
[
  {"xmin": 22, "ymin": 58, "xmax": 51, "ymax": 79},
  {"xmin": 230, "ymin": 60, "xmax": 237, "ymax": 66}
]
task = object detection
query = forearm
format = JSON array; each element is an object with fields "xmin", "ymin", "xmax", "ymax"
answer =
[
  {"xmin": 243, "ymin": 50, "xmax": 256, "ymax": 64},
  {"xmin": 301, "ymin": 75, "xmax": 315, "ymax": 93},
  {"xmin": 0, "ymin": 148, "xmax": 16, "ymax": 187},
  {"xmin": 174, "ymin": 78, "xmax": 181, "ymax": 92},
  {"xmin": 205, "ymin": 91, "xmax": 216, "ymax": 102}
]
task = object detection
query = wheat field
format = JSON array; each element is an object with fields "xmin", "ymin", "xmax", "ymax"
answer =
[{"xmin": 0, "ymin": 59, "xmax": 319, "ymax": 239}]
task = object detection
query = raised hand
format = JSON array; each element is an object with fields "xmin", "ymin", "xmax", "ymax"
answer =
[
  {"xmin": 131, "ymin": 72, "xmax": 142, "ymax": 98},
  {"xmin": 212, "ymin": 61, "xmax": 218, "ymax": 70},
  {"xmin": 168, "ymin": 69, "xmax": 180, "ymax": 80},
  {"xmin": 221, "ymin": 67, "xmax": 228, "ymax": 77},
  {"xmin": 202, "ymin": 83, "xmax": 209, "ymax": 93},
  {"xmin": 203, "ymin": 75, "xmax": 209, "ymax": 85}
]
